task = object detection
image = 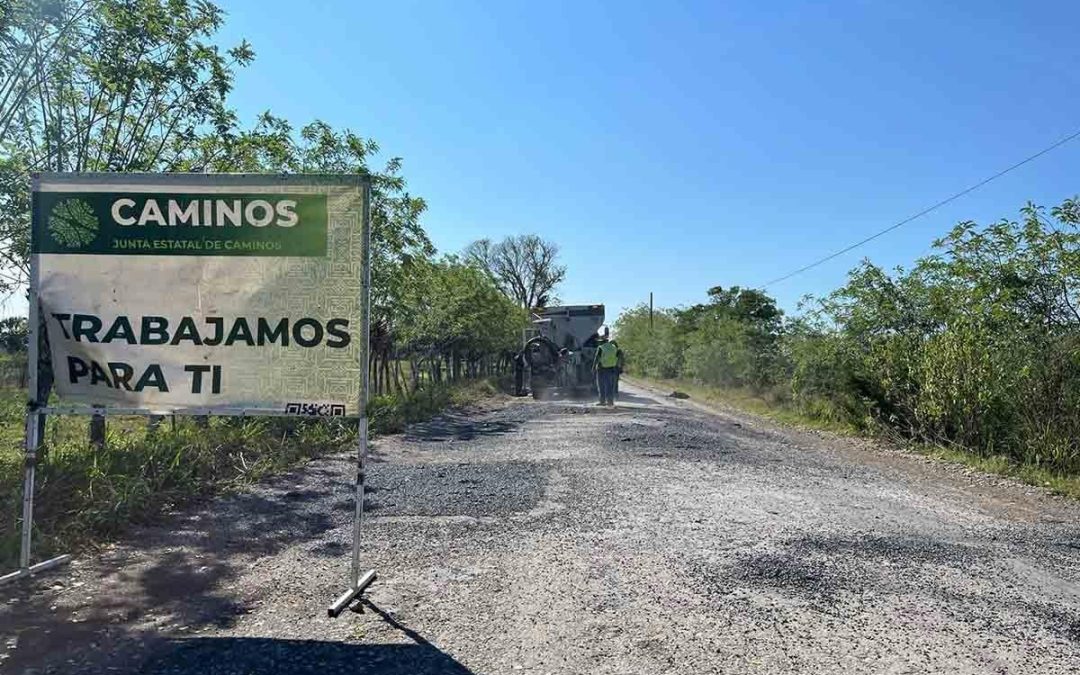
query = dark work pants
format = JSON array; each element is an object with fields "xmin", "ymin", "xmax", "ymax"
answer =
[{"xmin": 597, "ymin": 367, "xmax": 618, "ymax": 404}]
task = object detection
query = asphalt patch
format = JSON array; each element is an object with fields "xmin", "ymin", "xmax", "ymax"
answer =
[
  {"xmin": 365, "ymin": 461, "xmax": 547, "ymax": 518},
  {"xmin": 711, "ymin": 533, "xmax": 987, "ymax": 604},
  {"xmin": 606, "ymin": 411, "xmax": 774, "ymax": 464}
]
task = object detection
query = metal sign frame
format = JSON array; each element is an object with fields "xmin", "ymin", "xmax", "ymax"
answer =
[{"xmin": 2, "ymin": 173, "xmax": 378, "ymax": 617}]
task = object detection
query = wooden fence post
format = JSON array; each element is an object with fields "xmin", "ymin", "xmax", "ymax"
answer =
[{"xmin": 89, "ymin": 411, "xmax": 105, "ymax": 449}]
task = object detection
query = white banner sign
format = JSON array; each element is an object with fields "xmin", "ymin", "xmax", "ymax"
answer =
[{"xmin": 30, "ymin": 174, "xmax": 368, "ymax": 415}]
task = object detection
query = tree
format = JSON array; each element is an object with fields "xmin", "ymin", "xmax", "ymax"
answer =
[
  {"xmin": 0, "ymin": 315, "xmax": 27, "ymax": 353},
  {"xmin": 674, "ymin": 286, "xmax": 785, "ymax": 388},
  {"xmin": 613, "ymin": 304, "xmax": 682, "ymax": 378},
  {"xmin": 463, "ymin": 234, "xmax": 565, "ymax": 309},
  {"xmin": 0, "ymin": 0, "xmax": 255, "ymax": 295},
  {"xmin": 678, "ymin": 286, "xmax": 783, "ymax": 336},
  {"xmin": 0, "ymin": 1, "xmax": 97, "ymax": 149}
]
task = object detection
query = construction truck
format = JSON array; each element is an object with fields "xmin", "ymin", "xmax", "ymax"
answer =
[{"xmin": 521, "ymin": 304, "xmax": 605, "ymax": 399}]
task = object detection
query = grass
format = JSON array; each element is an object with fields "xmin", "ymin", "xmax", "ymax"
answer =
[
  {"xmin": 915, "ymin": 443, "xmax": 1080, "ymax": 499},
  {"xmin": 367, "ymin": 377, "xmax": 502, "ymax": 434},
  {"xmin": 0, "ymin": 377, "xmax": 505, "ymax": 569},
  {"xmin": 628, "ymin": 375, "xmax": 858, "ymax": 434},
  {"xmin": 628, "ymin": 374, "xmax": 1080, "ymax": 500}
]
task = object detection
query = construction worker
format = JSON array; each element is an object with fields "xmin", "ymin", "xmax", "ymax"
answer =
[{"xmin": 593, "ymin": 327, "xmax": 621, "ymax": 406}]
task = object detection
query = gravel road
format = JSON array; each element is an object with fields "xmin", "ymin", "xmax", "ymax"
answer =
[{"xmin": 3, "ymin": 381, "xmax": 1079, "ymax": 674}]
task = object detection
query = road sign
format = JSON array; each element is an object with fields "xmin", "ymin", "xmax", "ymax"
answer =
[
  {"xmin": 6, "ymin": 174, "xmax": 377, "ymax": 612},
  {"xmin": 31, "ymin": 173, "xmax": 367, "ymax": 415}
]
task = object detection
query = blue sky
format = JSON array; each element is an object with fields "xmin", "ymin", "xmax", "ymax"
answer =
[{"xmin": 214, "ymin": 0, "xmax": 1080, "ymax": 319}]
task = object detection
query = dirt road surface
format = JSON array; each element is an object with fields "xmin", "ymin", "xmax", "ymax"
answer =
[{"xmin": 3, "ymin": 382, "xmax": 1079, "ymax": 674}]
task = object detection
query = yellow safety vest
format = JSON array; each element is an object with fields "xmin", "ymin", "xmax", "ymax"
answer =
[{"xmin": 597, "ymin": 342, "xmax": 619, "ymax": 368}]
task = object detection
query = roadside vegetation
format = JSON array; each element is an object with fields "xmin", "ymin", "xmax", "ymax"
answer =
[{"xmin": 617, "ymin": 200, "xmax": 1080, "ymax": 497}]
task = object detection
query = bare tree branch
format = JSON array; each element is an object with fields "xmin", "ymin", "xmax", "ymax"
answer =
[{"xmin": 463, "ymin": 234, "xmax": 565, "ymax": 309}]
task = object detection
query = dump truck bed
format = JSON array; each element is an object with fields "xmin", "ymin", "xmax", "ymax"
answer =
[{"xmin": 533, "ymin": 304, "xmax": 605, "ymax": 351}]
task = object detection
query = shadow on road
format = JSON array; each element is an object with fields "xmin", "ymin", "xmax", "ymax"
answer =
[
  {"xmin": 530, "ymin": 385, "xmax": 659, "ymax": 408},
  {"xmin": 610, "ymin": 390, "xmax": 658, "ymax": 406},
  {"xmin": 1, "ymin": 455, "xmax": 357, "ymax": 673},
  {"xmin": 140, "ymin": 637, "xmax": 471, "ymax": 674},
  {"xmin": 137, "ymin": 599, "xmax": 472, "ymax": 674}
]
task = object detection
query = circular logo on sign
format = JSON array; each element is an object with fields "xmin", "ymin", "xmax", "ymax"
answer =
[{"xmin": 49, "ymin": 199, "xmax": 99, "ymax": 248}]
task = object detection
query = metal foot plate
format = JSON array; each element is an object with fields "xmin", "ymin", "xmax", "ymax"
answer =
[{"xmin": 327, "ymin": 569, "xmax": 377, "ymax": 617}]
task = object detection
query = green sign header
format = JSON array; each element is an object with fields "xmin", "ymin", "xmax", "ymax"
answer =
[{"xmin": 32, "ymin": 191, "xmax": 328, "ymax": 256}]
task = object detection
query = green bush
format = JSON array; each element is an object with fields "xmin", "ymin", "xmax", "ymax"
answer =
[
  {"xmin": 616, "ymin": 286, "xmax": 784, "ymax": 390},
  {"xmin": 682, "ymin": 318, "xmax": 755, "ymax": 387},
  {"xmin": 611, "ymin": 307, "xmax": 683, "ymax": 378}
]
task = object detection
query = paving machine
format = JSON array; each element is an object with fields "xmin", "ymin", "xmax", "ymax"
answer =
[{"xmin": 521, "ymin": 304, "xmax": 605, "ymax": 399}]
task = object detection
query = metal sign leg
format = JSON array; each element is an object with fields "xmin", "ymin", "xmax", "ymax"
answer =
[
  {"xmin": 19, "ymin": 412, "xmax": 39, "ymax": 569},
  {"xmin": 351, "ymin": 417, "xmax": 369, "ymax": 587},
  {"xmin": 327, "ymin": 419, "xmax": 377, "ymax": 617}
]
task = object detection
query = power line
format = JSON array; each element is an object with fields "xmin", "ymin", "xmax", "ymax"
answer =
[{"xmin": 761, "ymin": 127, "xmax": 1080, "ymax": 288}]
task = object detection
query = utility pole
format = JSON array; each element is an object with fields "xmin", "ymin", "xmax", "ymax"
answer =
[{"xmin": 649, "ymin": 292, "xmax": 654, "ymax": 332}]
